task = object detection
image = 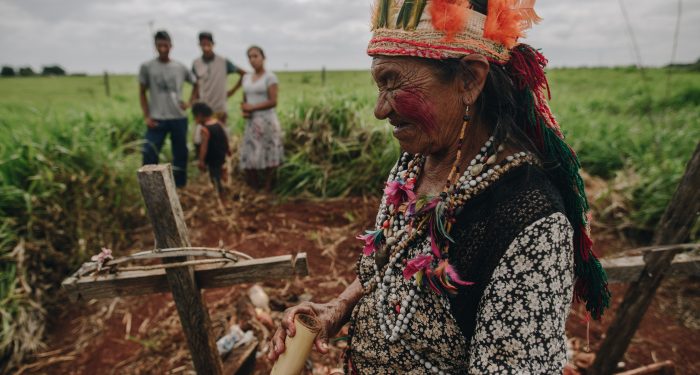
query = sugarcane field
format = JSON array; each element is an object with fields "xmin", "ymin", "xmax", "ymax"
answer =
[{"xmin": 1, "ymin": 1, "xmax": 699, "ymax": 374}]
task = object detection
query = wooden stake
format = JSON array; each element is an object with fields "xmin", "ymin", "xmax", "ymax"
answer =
[
  {"xmin": 590, "ymin": 142, "xmax": 700, "ymax": 374},
  {"xmin": 103, "ymin": 71, "xmax": 110, "ymax": 97}
]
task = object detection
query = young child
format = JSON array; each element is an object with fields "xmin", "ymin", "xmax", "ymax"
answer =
[{"xmin": 191, "ymin": 102, "xmax": 230, "ymax": 194}]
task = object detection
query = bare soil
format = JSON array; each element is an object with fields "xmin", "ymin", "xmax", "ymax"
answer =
[{"xmin": 16, "ymin": 177, "xmax": 700, "ymax": 374}]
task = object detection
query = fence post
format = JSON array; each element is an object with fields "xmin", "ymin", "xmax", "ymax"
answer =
[
  {"xmin": 103, "ymin": 71, "xmax": 111, "ymax": 97},
  {"xmin": 590, "ymin": 142, "xmax": 700, "ymax": 374}
]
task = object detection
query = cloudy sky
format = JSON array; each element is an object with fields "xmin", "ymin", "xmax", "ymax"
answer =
[{"xmin": 1, "ymin": 0, "xmax": 698, "ymax": 74}]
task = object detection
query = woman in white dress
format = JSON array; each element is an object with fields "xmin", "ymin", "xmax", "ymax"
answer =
[{"xmin": 239, "ymin": 45, "xmax": 284, "ymax": 192}]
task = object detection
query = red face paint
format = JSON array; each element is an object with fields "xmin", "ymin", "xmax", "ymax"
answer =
[{"xmin": 392, "ymin": 88, "xmax": 437, "ymax": 133}]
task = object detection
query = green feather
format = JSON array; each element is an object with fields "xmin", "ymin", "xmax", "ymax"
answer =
[
  {"xmin": 408, "ymin": 0, "xmax": 427, "ymax": 30},
  {"xmin": 434, "ymin": 201, "xmax": 455, "ymax": 243},
  {"xmin": 397, "ymin": 0, "xmax": 415, "ymax": 29},
  {"xmin": 376, "ymin": 0, "xmax": 390, "ymax": 28}
]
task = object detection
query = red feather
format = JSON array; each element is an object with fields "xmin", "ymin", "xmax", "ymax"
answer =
[
  {"xmin": 484, "ymin": 0, "xmax": 542, "ymax": 49},
  {"xmin": 430, "ymin": 0, "xmax": 470, "ymax": 41}
]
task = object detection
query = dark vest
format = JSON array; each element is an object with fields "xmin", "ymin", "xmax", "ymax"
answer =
[{"xmin": 447, "ymin": 164, "xmax": 567, "ymax": 351}]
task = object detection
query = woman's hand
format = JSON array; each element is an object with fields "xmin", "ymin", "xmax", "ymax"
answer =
[
  {"xmin": 241, "ymin": 103, "xmax": 255, "ymax": 112},
  {"xmin": 242, "ymin": 110, "xmax": 252, "ymax": 119},
  {"xmin": 268, "ymin": 300, "xmax": 346, "ymax": 362}
]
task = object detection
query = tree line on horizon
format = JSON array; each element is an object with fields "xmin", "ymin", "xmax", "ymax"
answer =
[
  {"xmin": 1, "ymin": 57, "xmax": 699, "ymax": 79},
  {"xmin": 0, "ymin": 65, "xmax": 74, "ymax": 77}
]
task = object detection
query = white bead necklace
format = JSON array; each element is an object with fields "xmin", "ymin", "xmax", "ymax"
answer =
[{"xmin": 368, "ymin": 136, "xmax": 536, "ymax": 374}]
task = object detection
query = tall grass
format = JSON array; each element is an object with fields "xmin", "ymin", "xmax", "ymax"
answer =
[
  {"xmin": 275, "ymin": 94, "xmax": 399, "ymax": 197},
  {"xmin": 549, "ymin": 68, "xmax": 700, "ymax": 231},
  {"xmin": 0, "ymin": 68, "xmax": 698, "ymax": 369},
  {"xmin": 0, "ymin": 79, "xmax": 147, "ymax": 369}
]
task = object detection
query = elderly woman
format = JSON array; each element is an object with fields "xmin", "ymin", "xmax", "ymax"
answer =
[{"xmin": 269, "ymin": 1, "xmax": 610, "ymax": 373}]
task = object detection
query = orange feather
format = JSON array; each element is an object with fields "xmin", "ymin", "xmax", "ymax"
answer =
[
  {"xmin": 430, "ymin": 0, "xmax": 470, "ymax": 41},
  {"xmin": 484, "ymin": 0, "xmax": 542, "ymax": 49}
]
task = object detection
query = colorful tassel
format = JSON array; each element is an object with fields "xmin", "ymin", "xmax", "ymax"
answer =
[
  {"xmin": 433, "ymin": 199, "xmax": 455, "ymax": 243},
  {"xmin": 506, "ymin": 44, "xmax": 550, "ymax": 95},
  {"xmin": 424, "ymin": 267, "xmax": 442, "ymax": 294},
  {"xmin": 506, "ymin": 43, "xmax": 611, "ymax": 319},
  {"xmin": 403, "ymin": 255, "xmax": 474, "ymax": 296},
  {"xmin": 415, "ymin": 195, "xmax": 441, "ymax": 214},
  {"xmin": 435, "ymin": 259, "xmax": 474, "ymax": 294}
]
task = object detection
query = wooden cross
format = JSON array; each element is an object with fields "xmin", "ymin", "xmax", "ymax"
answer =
[{"xmin": 62, "ymin": 164, "xmax": 309, "ymax": 374}]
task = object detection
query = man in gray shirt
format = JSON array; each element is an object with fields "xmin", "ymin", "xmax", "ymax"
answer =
[
  {"xmin": 139, "ymin": 30, "xmax": 196, "ymax": 187},
  {"xmin": 190, "ymin": 31, "xmax": 245, "ymax": 127}
]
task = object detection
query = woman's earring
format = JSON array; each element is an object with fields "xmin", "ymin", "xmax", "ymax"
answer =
[{"xmin": 446, "ymin": 104, "xmax": 472, "ymax": 189}]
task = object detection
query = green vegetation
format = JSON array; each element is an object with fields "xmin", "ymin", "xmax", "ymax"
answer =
[
  {"xmin": 276, "ymin": 93, "xmax": 399, "ymax": 197},
  {"xmin": 1, "ymin": 68, "xmax": 698, "ymax": 369},
  {"xmin": 0, "ymin": 75, "xmax": 146, "ymax": 369},
  {"xmin": 547, "ymin": 68, "xmax": 700, "ymax": 229}
]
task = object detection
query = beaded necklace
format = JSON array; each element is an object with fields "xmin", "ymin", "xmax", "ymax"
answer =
[{"xmin": 355, "ymin": 120, "xmax": 539, "ymax": 373}]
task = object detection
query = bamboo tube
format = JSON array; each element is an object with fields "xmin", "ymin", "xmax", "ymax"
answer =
[{"xmin": 270, "ymin": 314, "xmax": 321, "ymax": 375}]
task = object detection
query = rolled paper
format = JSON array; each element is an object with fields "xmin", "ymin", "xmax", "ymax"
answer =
[{"xmin": 270, "ymin": 314, "xmax": 321, "ymax": 375}]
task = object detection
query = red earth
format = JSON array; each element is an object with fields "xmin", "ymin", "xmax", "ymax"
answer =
[{"xmin": 16, "ymin": 177, "xmax": 700, "ymax": 374}]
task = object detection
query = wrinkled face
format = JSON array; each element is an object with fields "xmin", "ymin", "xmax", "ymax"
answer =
[
  {"xmin": 155, "ymin": 39, "xmax": 171, "ymax": 57},
  {"xmin": 371, "ymin": 56, "xmax": 465, "ymax": 155},
  {"xmin": 199, "ymin": 39, "xmax": 214, "ymax": 55},
  {"xmin": 248, "ymin": 49, "xmax": 264, "ymax": 70}
]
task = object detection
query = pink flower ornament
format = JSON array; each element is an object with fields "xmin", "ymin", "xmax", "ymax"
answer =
[
  {"xmin": 91, "ymin": 247, "xmax": 114, "ymax": 272},
  {"xmin": 357, "ymin": 230, "xmax": 384, "ymax": 256},
  {"xmin": 384, "ymin": 178, "xmax": 417, "ymax": 208}
]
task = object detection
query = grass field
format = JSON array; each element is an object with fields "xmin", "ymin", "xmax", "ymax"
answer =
[{"xmin": 1, "ymin": 67, "xmax": 699, "ymax": 369}]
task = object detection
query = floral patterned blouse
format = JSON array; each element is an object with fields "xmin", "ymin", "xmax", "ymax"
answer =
[{"xmin": 348, "ymin": 164, "xmax": 574, "ymax": 374}]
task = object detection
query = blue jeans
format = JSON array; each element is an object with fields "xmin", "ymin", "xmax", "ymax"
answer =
[{"xmin": 142, "ymin": 118, "xmax": 189, "ymax": 187}]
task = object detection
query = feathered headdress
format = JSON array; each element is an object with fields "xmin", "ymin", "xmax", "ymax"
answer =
[
  {"xmin": 367, "ymin": 0, "xmax": 611, "ymax": 319},
  {"xmin": 368, "ymin": 0, "xmax": 541, "ymax": 62}
]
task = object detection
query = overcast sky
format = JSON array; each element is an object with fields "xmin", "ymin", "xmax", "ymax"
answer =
[{"xmin": 1, "ymin": 0, "xmax": 698, "ymax": 74}]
